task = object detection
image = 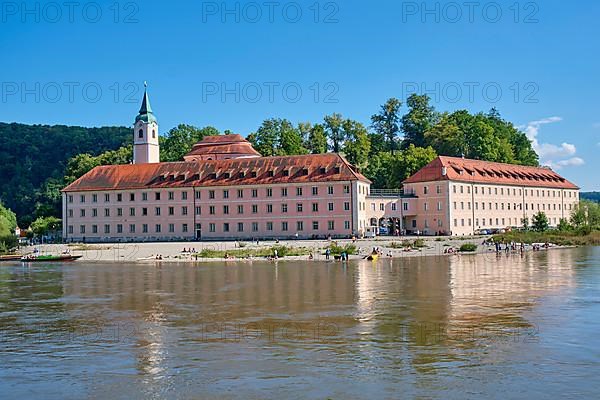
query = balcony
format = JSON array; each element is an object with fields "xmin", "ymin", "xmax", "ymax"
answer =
[{"xmin": 367, "ymin": 188, "xmax": 417, "ymax": 198}]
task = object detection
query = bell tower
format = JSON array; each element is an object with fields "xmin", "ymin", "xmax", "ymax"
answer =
[{"xmin": 133, "ymin": 82, "xmax": 160, "ymax": 164}]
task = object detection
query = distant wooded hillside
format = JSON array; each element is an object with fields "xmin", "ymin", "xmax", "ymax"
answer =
[
  {"xmin": 0, "ymin": 122, "xmax": 131, "ymax": 226},
  {"xmin": 581, "ymin": 192, "xmax": 600, "ymax": 203}
]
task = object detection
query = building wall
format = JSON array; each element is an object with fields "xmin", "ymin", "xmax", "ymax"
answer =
[
  {"xmin": 63, "ymin": 181, "xmax": 358, "ymax": 242},
  {"xmin": 404, "ymin": 180, "xmax": 579, "ymax": 236},
  {"xmin": 402, "ymin": 181, "xmax": 451, "ymax": 235},
  {"xmin": 363, "ymin": 196, "xmax": 419, "ymax": 233},
  {"xmin": 62, "ymin": 179, "xmax": 580, "ymax": 241}
]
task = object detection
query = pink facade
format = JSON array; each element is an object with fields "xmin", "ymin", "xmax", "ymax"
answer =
[
  {"xmin": 401, "ymin": 157, "xmax": 580, "ymax": 236},
  {"xmin": 63, "ymin": 182, "xmax": 363, "ymax": 242}
]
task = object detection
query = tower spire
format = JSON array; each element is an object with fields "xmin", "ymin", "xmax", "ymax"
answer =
[
  {"xmin": 135, "ymin": 81, "xmax": 156, "ymax": 124},
  {"xmin": 139, "ymin": 81, "xmax": 152, "ymax": 115}
]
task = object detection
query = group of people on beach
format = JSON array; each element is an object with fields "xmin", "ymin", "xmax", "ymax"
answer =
[{"xmin": 482, "ymin": 238, "xmax": 550, "ymax": 254}]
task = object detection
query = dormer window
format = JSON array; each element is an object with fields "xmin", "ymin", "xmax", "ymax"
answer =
[
  {"xmin": 267, "ymin": 170, "xmax": 274, "ymax": 177},
  {"xmin": 320, "ymin": 167, "xmax": 327, "ymax": 174},
  {"xmin": 334, "ymin": 166, "xmax": 341, "ymax": 174},
  {"xmin": 239, "ymin": 172, "xmax": 245, "ymax": 178},
  {"xmin": 223, "ymin": 172, "xmax": 231, "ymax": 179},
  {"xmin": 302, "ymin": 168, "xmax": 309, "ymax": 176},
  {"xmin": 283, "ymin": 170, "xmax": 289, "ymax": 177},
  {"xmin": 251, "ymin": 171, "xmax": 257, "ymax": 178}
]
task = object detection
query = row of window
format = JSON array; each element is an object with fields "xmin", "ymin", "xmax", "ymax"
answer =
[
  {"xmin": 411, "ymin": 219, "xmax": 444, "ymax": 229},
  {"xmin": 453, "ymin": 217, "xmax": 561, "ymax": 228},
  {"xmin": 69, "ymin": 201, "xmax": 352, "ymax": 218},
  {"xmin": 68, "ymin": 185, "xmax": 351, "ymax": 204},
  {"xmin": 452, "ymin": 201, "xmax": 574, "ymax": 212},
  {"xmin": 370, "ymin": 203, "xmax": 402, "ymax": 212},
  {"xmin": 68, "ymin": 220, "xmax": 350, "ymax": 235},
  {"xmin": 450, "ymin": 185, "xmax": 577, "ymax": 198}
]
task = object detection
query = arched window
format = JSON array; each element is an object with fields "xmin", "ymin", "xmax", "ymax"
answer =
[
  {"xmin": 152, "ymin": 130, "xmax": 156, "ymax": 139},
  {"xmin": 138, "ymin": 129, "xmax": 143, "ymax": 139}
]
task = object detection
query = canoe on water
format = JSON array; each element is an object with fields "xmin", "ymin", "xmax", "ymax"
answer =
[{"xmin": 21, "ymin": 255, "xmax": 83, "ymax": 262}]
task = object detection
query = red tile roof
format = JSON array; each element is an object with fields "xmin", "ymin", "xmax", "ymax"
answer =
[
  {"xmin": 184, "ymin": 134, "xmax": 261, "ymax": 159},
  {"xmin": 403, "ymin": 156, "xmax": 578, "ymax": 189},
  {"xmin": 62, "ymin": 153, "xmax": 370, "ymax": 192}
]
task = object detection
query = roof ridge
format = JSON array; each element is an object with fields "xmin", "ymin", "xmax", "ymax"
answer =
[{"xmin": 439, "ymin": 155, "xmax": 550, "ymax": 171}]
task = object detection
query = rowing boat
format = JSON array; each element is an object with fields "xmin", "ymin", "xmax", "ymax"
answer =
[{"xmin": 21, "ymin": 255, "xmax": 83, "ymax": 262}]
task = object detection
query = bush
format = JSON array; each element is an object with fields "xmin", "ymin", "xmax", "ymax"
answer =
[
  {"xmin": 459, "ymin": 243, "xmax": 478, "ymax": 252},
  {"xmin": 0, "ymin": 235, "xmax": 17, "ymax": 254},
  {"xmin": 328, "ymin": 243, "xmax": 357, "ymax": 255},
  {"xmin": 196, "ymin": 245, "xmax": 311, "ymax": 259},
  {"xmin": 413, "ymin": 239, "xmax": 426, "ymax": 248}
]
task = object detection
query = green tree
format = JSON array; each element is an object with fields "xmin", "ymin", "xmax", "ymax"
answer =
[
  {"xmin": 160, "ymin": 125, "xmax": 219, "ymax": 162},
  {"xmin": 64, "ymin": 145, "xmax": 133, "ymax": 185},
  {"xmin": 30, "ymin": 216, "xmax": 62, "ymax": 237},
  {"xmin": 324, "ymin": 113, "xmax": 345, "ymax": 153},
  {"xmin": 365, "ymin": 145, "xmax": 436, "ymax": 189},
  {"xmin": 371, "ymin": 98, "xmax": 402, "ymax": 152},
  {"xmin": 342, "ymin": 120, "xmax": 371, "ymax": 168},
  {"xmin": 364, "ymin": 152, "xmax": 394, "ymax": 189},
  {"xmin": 306, "ymin": 123, "xmax": 328, "ymax": 154},
  {"xmin": 532, "ymin": 212, "xmax": 549, "ymax": 232},
  {"xmin": 388, "ymin": 145, "xmax": 437, "ymax": 188},
  {"xmin": 571, "ymin": 200, "xmax": 600, "ymax": 229},
  {"xmin": 0, "ymin": 203, "xmax": 17, "ymax": 242},
  {"xmin": 278, "ymin": 120, "xmax": 308, "ymax": 155},
  {"xmin": 486, "ymin": 109, "xmax": 538, "ymax": 166},
  {"xmin": 423, "ymin": 109, "xmax": 538, "ymax": 165},
  {"xmin": 401, "ymin": 94, "xmax": 438, "ymax": 149},
  {"xmin": 571, "ymin": 203, "xmax": 587, "ymax": 228},
  {"xmin": 367, "ymin": 131, "xmax": 387, "ymax": 156},
  {"xmin": 249, "ymin": 119, "xmax": 307, "ymax": 156},
  {"xmin": 557, "ymin": 218, "xmax": 572, "ymax": 232},
  {"xmin": 249, "ymin": 119, "xmax": 282, "ymax": 156}
]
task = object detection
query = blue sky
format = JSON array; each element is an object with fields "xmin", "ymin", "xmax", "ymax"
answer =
[{"xmin": 0, "ymin": 0, "xmax": 598, "ymax": 190}]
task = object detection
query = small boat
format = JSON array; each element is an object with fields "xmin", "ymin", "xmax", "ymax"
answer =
[
  {"xmin": 21, "ymin": 254, "xmax": 82, "ymax": 262},
  {"xmin": 366, "ymin": 253, "xmax": 379, "ymax": 261},
  {"xmin": 0, "ymin": 255, "xmax": 22, "ymax": 262}
]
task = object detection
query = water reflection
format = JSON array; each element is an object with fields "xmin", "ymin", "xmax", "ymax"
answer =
[{"xmin": 0, "ymin": 247, "xmax": 598, "ymax": 399}]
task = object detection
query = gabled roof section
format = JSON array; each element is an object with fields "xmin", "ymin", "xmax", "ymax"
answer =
[
  {"xmin": 403, "ymin": 156, "xmax": 579, "ymax": 189},
  {"xmin": 184, "ymin": 134, "xmax": 261, "ymax": 159},
  {"xmin": 62, "ymin": 153, "xmax": 370, "ymax": 192}
]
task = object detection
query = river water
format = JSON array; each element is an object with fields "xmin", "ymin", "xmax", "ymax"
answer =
[{"xmin": 0, "ymin": 247, "xmax": 599, "ymax": 399}]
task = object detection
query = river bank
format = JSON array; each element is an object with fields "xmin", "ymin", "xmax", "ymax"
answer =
[{"xmin": 17, "ymin": 236, "xmax": 571, "ymax": 263}]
